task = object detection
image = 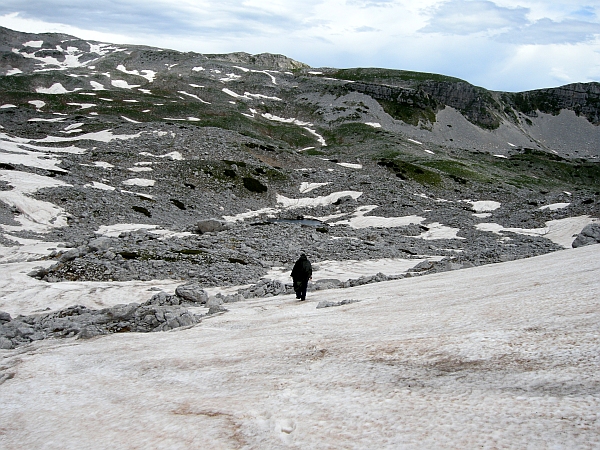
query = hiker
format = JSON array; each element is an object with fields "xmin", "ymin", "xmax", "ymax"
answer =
[{"xmin": 291, "ymin": 253, "xmax": 312, "ymax": 301}]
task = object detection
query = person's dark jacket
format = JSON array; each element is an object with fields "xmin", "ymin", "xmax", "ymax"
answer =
[{"xmin": 291, "ymin": 255, "xmax": 312, "ymax": 281}]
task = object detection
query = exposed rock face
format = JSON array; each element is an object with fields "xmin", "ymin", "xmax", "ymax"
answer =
[
  {"xmin": 572, "ymin": 223, "xmax": 600, "ymax": 248},
  {"xmin": 512, "ymin": 83, "xmax": 600, "ymax": 124},
  {"xmin": 204, "ymin": 52, "xmax": 309, "ymax": 70}
]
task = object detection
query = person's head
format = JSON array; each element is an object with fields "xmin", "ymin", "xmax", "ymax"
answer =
[{"xmin": 300, "ymin": 252, "xmax": 307, "ymax": 259}]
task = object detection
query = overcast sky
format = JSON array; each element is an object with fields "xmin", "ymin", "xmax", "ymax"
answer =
[{"xmin": 1, "ymin": 0, "xmax": 599, "ymax": 92}]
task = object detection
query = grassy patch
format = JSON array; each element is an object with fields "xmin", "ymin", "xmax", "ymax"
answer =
[
  {"xmin": 422, "ymin": 160, "xmax": 492, "ymax": 183},
  {"xmin": 328, "ymin": 68, "xmax": 466, "ymax": 84},
  {"xmin": 323, "ymin": 122, "xmax": 385, "ymax": 146},
  {"xmin": 378, "ymin": 159, "xmax": 442, "ymax": 186}
]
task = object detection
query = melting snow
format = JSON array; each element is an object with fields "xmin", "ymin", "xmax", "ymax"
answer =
[
  {"xmin": 23, "ymin": 40, "xmax": 43, "ymax": 48},
  {"xmin": 0, "ymin": 104, "xmax": 17, "ymax": 109},
  {"xmin": 0, "ymin": 170, "xmax": 71, "ymax": 233},
  {"xmin": 93, "ymin": 161, "xmax": 113, "ymax": 169},
  {"xmin": 177, "ymin": 91, "xmax": 210, "ymax": 104},
  {"xmin": 89, "ymin": 81, "xmax": 106, "ymax": 90},
  {"xmin": 31, "ymin": 130, "xmax": 143, "ymax": 143},
  {"xmin": 84, "ymin": 181, "xmax": 115, "ymax": 191},
  {"xmin": 330, "ymin": 205, "xmax": 425, "ymax": 230},
  {"xmin": 6, "ymin": 68, "xmax": 23, "ymax": 76},
  {"xmin": 277, "ymin": 191, "xmax": 362, "ymax": 209},
  {"xmin": 418, "ymin": 222, "xmax": 464, "ymax": 240},
  {"xmin": 121, "ymin": 116, "xmax": 141, "ymax": 124},
  {"xmin": 476, "ymin": 216, "xmax": 598, "ymax": 248},
  {"xmin": 3, "ymin": 243, "xmax": 596, "ymax": 448},
  {"xmin": 111, "ymin": 80, "xmax": 141, "ymax": 89},
  {"xmin": 28, "ymin": 117, "xmax": 65, "ymax": 123},
  {"xmin": 299, "ymin": 182, "xmax": 329, "ymax": 193},
  {"xmin": 66, "ymin": 103, "xmax": 95, "ymax": 110},
  {"xmin": 139, "ymin": 151, "xmax": 183, "ymax": 160},
  {"xmin": 467, "ymin": 200, "xmax": 501, "ymax": 212},
  {"xmin": 539, "ymin": 203, "xmax": 570, "ymax": 211},
  {"xmin": 116, "ymin": 65, "xmax": 156, "ymax": 82},
  {"xmin": 36, "ymin": 83, "xmax": 81, "ymax": 94},
  {"xmin": 337, "ymin": 162, "xmax": 362, "ymax": 169},
  {"xmin": 365, "ymin": 122, "xmax": 381, "ymax": 128},
  {"xmin": 122, "ymin": 178, "xmax": 155, "ymax": 187},
  {"xmin": 223, "ymin": 208, "xmax": 280, "ymax": 223}
]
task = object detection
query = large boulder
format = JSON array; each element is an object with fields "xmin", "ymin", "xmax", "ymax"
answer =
[
  {"xmin": 192, "ymin": 219, "xmax": 230, "ymax": 234},
  {"xmin": 572, "ymin": 223, "xmax": 600, "ymax": 248},
  {"xmin": 175, "ymin": 282, "xmax": 209, "ymax": 304}
]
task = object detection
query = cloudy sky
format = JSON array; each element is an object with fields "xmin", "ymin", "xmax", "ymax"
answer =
[{"xmin": 1, "ymin": 0, "xmax": 599, "ymax": 92}]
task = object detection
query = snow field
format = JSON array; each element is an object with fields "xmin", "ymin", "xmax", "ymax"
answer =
[{"xmin": 1, "ymin": 246, "xmax": 598, "ymax": 449}]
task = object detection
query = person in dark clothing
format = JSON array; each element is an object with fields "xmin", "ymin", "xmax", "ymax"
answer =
[{"xmin": 291, "ymin": 253, "xmax": 312, "ymax": 301}]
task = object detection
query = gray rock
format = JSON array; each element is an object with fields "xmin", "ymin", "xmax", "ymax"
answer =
[
  {"xmin": 192, "ymin": 219, "xmax": 230, "ymax": 234},
  {"xmin": 175, "ymin": 282, "xmax": 209, "ymax": 304},
  {"xmin": 0, "ymin": 336, "xmax": 14, "ymax": 349},
  {"xmin": 316, "ymin": 299, "xmax": 360, "ymax": 309},
  {"xmin": 88, "ymin": 237, "xmax": 113, "ymax": 252},
  {"xmin": 206, "ymin": 297, "xmax": 223, "ymax": 307},
  {"xmin": 59, "ymin": 248, "xmax": 80, "ymax": 263},
  {"xmin": 208, "ymin": 305, "xmax": 228, "ymax": 315},
  {"xmin": 572, "ymin": 223, "xmax": 600, "ymax": 248},
  {"xmin": 0, "ymin": 311, "xmax": 11, "ymax": 324}
]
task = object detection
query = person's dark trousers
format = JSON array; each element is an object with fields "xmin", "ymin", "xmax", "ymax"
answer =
[{"xmin": 299, "ymin": 279, "xmax": 308, "ymax": 300}]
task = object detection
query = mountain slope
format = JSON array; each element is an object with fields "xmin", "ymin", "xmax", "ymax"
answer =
[{"xmin": 0, "ymin": 25, "xmax": 598, "ymax": 294}]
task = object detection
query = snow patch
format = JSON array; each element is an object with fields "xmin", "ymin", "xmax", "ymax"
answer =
[
  {"xmin": 116, "ymin": 65, "xmax": 156, "ymax": 82},
  {"xmin": 84, "ymin": 181, "xmax": 115, "ymax": 191},
  {"xmin": 539, "ymin": 203, "xmax": 570, "ymax": 211},
  {"xmin": 337, "ymin": 162, "xmax": 362, "ymax": 169},
  {"xmin": 467, "ymin": 200, "xmax": 501, "ymax": 212},
  {"xmin": 111, "ymin": 80, "xmax": 141, "ymax": 89},
  {"xmin": 299, "ymin": 182, "xmax": 330, "ymax": 193},
  {"xmin": 476, "ymin": 216, "xmax": 599, "ymax": 248},
  {"xmin": 0, "ymin": 170, "xmax": 71, "ymax": 233},
  {"xmin": 330, "ymin": 205, "xmax": 425, "ymax": 230},
  {"xmin": 23, "ymin": 40, "xmax": 43, "ymax": 48},
  {"xmin": 122, "ymin": 178, "xmax": 155, "ymax": 187},
  {"xmin": 177, "ymin": 91, "xmax": 210, "ymax": 104},
  {"xmin": 36, "ymin": 83, "xmax": 81, "ymax": 94},
  {"xmin": 139, "ymin": 151, "xmax": 183, "ymax": 160},
  {"xmin": 277, "ymin": 191, "xmax": 362, "ymax": 209}
]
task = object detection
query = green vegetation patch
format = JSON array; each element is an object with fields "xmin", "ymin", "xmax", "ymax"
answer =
[
  {"xmin": 378, "ymin": 159, "xmax": 442, "ymax": 186},
  {"xmin": 328, "ymin": 68, "xmax": 466, "ymax": 84},
  {"xmin": 378, "ymin": 99, "xmax": 436, "ymax": 126},
  {"xmin": 422, "ymin": 160, "xmax": 492, "ymax": 184},
  {"xmin": 323, "ymin": 122, "xmax": 385, "ymax": 146}
]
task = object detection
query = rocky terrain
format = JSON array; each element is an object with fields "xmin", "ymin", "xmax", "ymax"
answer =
[{"xmin": 0, "ymin": 26, "xmax": 599, "ymax": 346}]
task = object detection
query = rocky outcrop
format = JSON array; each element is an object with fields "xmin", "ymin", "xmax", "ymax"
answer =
[
  {"xmin": 204, "ymin": 52, "xmax": 309, "ymax": 70},
  {"xmin": 572, "ymin": 223, "xmax": 600, "ymax": 248},
  {"xmin": 510, "ymin": 83, "xmax": 600, "ymax": 124},
  {"xmin": 0, "ymin": 282, "xmax": 212, "ymax": 348}
]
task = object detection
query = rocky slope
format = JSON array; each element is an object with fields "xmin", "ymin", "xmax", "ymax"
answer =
[{"xmin": 0, "ymin": 25, "xmax": 598, "ymax": 304}]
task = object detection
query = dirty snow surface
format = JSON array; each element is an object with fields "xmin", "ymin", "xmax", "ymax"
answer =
[{"xmin": 1, "ymin": 245, "xmax": 599, "ymax": 449}]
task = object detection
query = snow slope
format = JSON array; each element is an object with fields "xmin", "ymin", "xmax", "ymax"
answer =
[{"xmin": 1, "ymin": 245, "xmax": 599, "ymax": 449}]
